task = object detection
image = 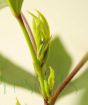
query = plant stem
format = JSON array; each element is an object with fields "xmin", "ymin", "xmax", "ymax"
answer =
[
  {"xmin": 44, "ymin": 99, "xmax": 49, "ymax": 105},
  {"xmin": 15, "ymin": 14, "xmax": 46, "ymax": 98},
  {"xmin": 21, "ymin": 13, "xmax": 37, "ymax": 54},
  {"xmin": 17, "ymin": 14, "xmax": 36, "ymax": 62},
  {"xmin": 50, "ymin": 52, "xmax": 88, "ymax": 105}
]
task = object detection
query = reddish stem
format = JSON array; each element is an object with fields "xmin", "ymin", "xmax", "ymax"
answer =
[
  {"xmin": 44, "ymin": 99, "xmax": 49, "ymax": 105},
  {"xmin": 21, "ymin": 12, "xmax": 37, "ymax": 55}
]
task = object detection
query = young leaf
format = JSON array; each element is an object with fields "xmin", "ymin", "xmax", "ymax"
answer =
[
  {"xmin": 0, "ymin": 0, "xmax": 7, "ymax": 9},
  {"xmin": 28, "ymin": 11, "xmax": 51, "ymax": 65},
  {"xmin": 29, "ymin": 12, "xmax": 41, "ymax": 50},
  {"xmin": 16, "ymin": 99, "xmax": 21, "ymax": 105},
  {"xmin": 44, "ymin": 80, "xmax": 50, "ymax": 99},
  {"xmin": 28, "ymin": 11, "xmax": 51, "ymax": 48},
  {"xmin": 33, "ymin": 17, "xmax": 42, "ymax": 49},
  {"xmin": 36, "ymin": 10, "xmax": 50, "ymax": 39},
  {"xmin": 48, "ymin": 66, "xmax": 55, "ymax": 90},
  {"xmin": 37, "ymin": 39, "xmax": 50, "ymax": 64},
  {"xmin": 6, "ymin": 0, "xmax": 23, "ymax": 16}
]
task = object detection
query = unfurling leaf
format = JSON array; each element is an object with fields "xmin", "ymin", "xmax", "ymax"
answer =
[
  {"xmin": 6, "ymin": 0, "xmax": 23, "ymax": 16},
  {"xmin": 32, "ymin": 16, "xmax": 42, "ymax": 50},
  {"xmin": 36, "ymin": 10, "xmax": 50, "ymax": 39},
  {"xmin": 44, "ymin": 80, "xmax": 50, "ymax": 99},
  {"xmin": 28, "ymin": 11, "xmax": 51, "ymax": 65},
  {"xmin": 37, "ymin": 39, "xmax": 50, "ymax": 64},
  {"xmin": 48, "ymin": 66, "xmax": 55, "ymax": 90},
  {"xmin": 0, "ymin": 0, "xmax": 7, "ymax": 9},
  {"xmin": 16, "ymin": 99, "xmax": 21, "ymax": 105}
]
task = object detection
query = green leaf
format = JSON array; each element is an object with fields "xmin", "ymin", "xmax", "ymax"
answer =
[
  {"xmin": 37, "ymin": 39, "xmax": 50, "ymax": 64},
  {"xmin": 36, "ymin": 10, "xmax": 50, "ymax": 39},
  {"xmin": 28, "ymin": 11, "xmax": 51, "ymax": 65},
  {"xmin": 29, "ymin": 12, "xmax": 41, "ymax": 50},
  {"xmin": 6, "ymin": 0, "xmax": 23, "ymax": 15},
  {"xmin": 48, "ymin": 66, "xmax": 55, "ymax": 90},
  {"xmin": 0, "ymin": 54, "xmax": 40, "ymax": 94},
  {"xmin": 0, "ymin": 0, "xmax": 7, "ymax": 9},
  {"xmin": 44, "ymin": 80, "xmax": 50, "ymax": 99},
  {"xmin": 33, "ymin": 17, "xmax": 42, "ymax": 49},
  {"xmin": 16, "ymin": 99, "xmax": 21, "ymax": 105},
  {"xmin": 28, "ymin": 11, "xmax": 50, "ymax": 47}
]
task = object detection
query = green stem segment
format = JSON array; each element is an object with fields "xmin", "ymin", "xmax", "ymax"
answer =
[{"xmin": 16, "ymin": 13, "xmax": 46, "ymax": 98}]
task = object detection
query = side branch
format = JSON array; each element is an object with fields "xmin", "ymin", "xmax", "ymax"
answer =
[{"xmin": 50, "ymin": 52, "xmax": 88, "ymax": 105}]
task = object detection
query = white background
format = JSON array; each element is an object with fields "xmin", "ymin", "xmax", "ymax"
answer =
[{"xmin": 0, "ymin": 0, "xmax": 88, "ymax": 105}]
